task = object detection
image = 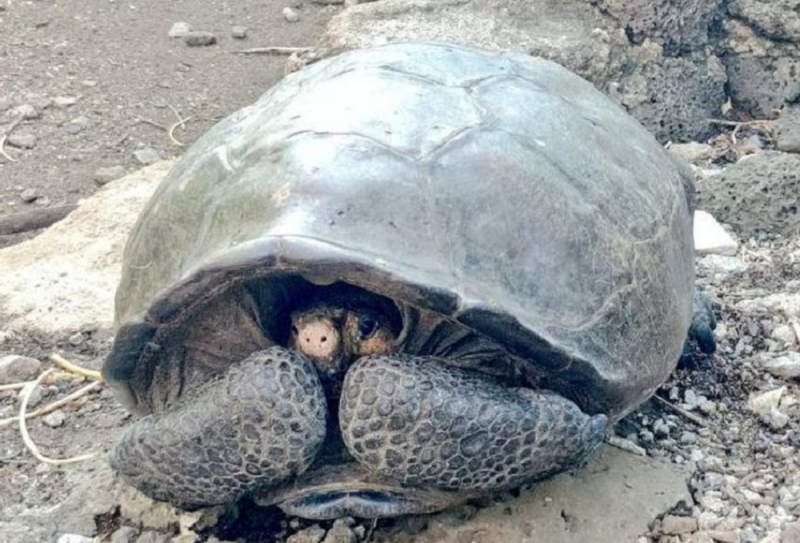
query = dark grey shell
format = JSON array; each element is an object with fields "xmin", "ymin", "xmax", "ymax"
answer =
[{"xmin": 103, "ymin": 42, "xmax": 695, "ymax": 420}]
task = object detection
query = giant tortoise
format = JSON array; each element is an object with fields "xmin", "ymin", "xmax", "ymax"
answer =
[{"xmin": 102, "ymin": 42, "xmax": 713, "ymax": 519}]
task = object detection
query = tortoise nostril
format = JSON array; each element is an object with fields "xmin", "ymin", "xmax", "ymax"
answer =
[{"xmin": 321, "ymin": 337, "xmax": 327, "ymax": 343}]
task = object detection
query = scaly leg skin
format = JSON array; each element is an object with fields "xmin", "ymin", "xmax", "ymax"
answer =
[
  {"xmin": 339, "ymin": 355, "xmax": 607, "ymax": 492},
  {"xmin": 689, "ymin": 290, "xmax": 717, "ymax": 354},
  {"xmin": 111, "ymin": 347, "xmax": 327, "ymax": 509}
]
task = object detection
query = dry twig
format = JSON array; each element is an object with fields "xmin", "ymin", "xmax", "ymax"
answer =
[
  {"xmin": 0, "ymin": 379, "xmax": 102, "ymax": 430},
  {"xmin": 18, "ymin": 370, "xmax": 97, "ymax": 465},
  {"xmin": 231, "ymin": 46, "xmax": 311, "ymax": 55},
  {"xmin": 0, "ymin": 382, "xmax": 32, "ymax": 392},
  {"xmin": 50, "ymin": 353, "xmax": 103, "ymax": 381},
  {"xmin": 167, "ymin": 105, "xmax": 192, "ymax": 147},
  {"xmin": 653, "ymin": 395, "xmax": 707, "ymax": 427},
  {"xmin": 0, "ymin": 116, "xmax": 23, "ymax": 163},
  {"xmin": 136, "ymin": 117, "xmax": 169, "ymax": 131}
]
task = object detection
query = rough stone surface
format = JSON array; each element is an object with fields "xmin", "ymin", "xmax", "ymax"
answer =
[
  {"xmin": 724, "ymin": 18, "xmax": 800, "ymax": 117},
  {"xmin": 728, "ymin": 0, "xmax": 800, "ymax": 43},
  {"xmin": 670, "ymin": 142, "xmax": 714, "ymax": 164},
  {"xmin": 696, "ymin": 152, "xmax": 800, "ymax": 238},
  {"xmin": 783, "ymin": 522, "xmax": 800, "ymax": 543},
  {"xmin": 0, "ymin": 160, "xmax": 171, "ymax": 337},
  {"xmin": 0, "ymin": 355, "xmax": 42, "ymax": 384},
  {"xmin": 763, "ymin": 353, "xmax": 800, "ymax": 380},
  {"xmin": 694, "ymin": 211, "xmax": 738, "ymax": 256},
  {"xmin": 310, "ymin": 0, "xmax": 726, "ymax": 141},
  {"xmin": 409, "ymin": 445, "xmax": 690, "ymax": 543},
  {"xmin": 748, "ymin": 387, "xmax": 791, "ymax": 430},
  {"xmin": 776, "ymin": 107, "xmax": 800, "ymax": 153},
  {"xmin": 588, "ymin": 0, "xmax": 723, "ymax": 52}
]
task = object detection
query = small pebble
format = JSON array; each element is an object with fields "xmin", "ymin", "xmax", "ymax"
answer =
[
  {"xmin": 7, "ymin": 133, "xmax": 37, "ymax": 149},
  {"xmin": 133, "ymin": 148, "xmax": 161, "ymax": 166},
  {"xmin": 20, "ymin": 188, "xmax": 38, "ymax": 202},
  {"xmin": 53, "ymin": 95, "xmax": 79, "ymax": 108},
  {"xmin": 283, "ymin": 7, "xmax": 301, "ymax": 22},
  {"xmin": 680, "ymin": 431, "xmax": 698, "ymax": 445},
  {"xmin": 763, "ymin": 352, "xmax": 800, "ymax": 380},
  {"xmin": 19, "ymin": 385, "xmax": 43, "ymax": 408},
  {"xmin": 42, "ymin": 410, "xmax": 66, "ymax": 428},
  {"xmin": 10, "ymin": 104, "xmax": 40, "ymax": 120},
  {"xmin": 231, "ymin": 25, "xmax": 249, "ymax": 39},
  {"xmin": 700, "ymin": 400, "xmax": 717, "ymax": 416},
  {"xmin": 184, "ymin": 31, "xmax": 217, "ymax": 47},
  {"xmin": 653, "ymin": 418, "xmax": 670, "ymax": 438},
  {"xmin": 322, "ymin": 518, "xmax": 357, "ymax": 543},
  {"xmin": 287, "ymin": 525, "xmax": 326, "ymax": 543},
  {"xmin": 63, "ymin": 116, "xmax": 89, "ymax": 134},
  {"xmin": 168, "ymin": 21, "xmax": 193, "ymax": 38},
  {"xmin": 110, "ymin": 526, "xmax": 140, "ymax": 543},
  {"xmin": 57, "ymin": 535, "xmax": 93, "ymax": 543},
  {"xmin": 662, "ymin": 515, "xmax": 698, "ymax": 535},
  {"xmin": 0, "ymin": 355, "xmax": 42, "ymax": 384},
  {"xmin": 135, "ymin": 531, "xmax": 171, "ymax": 543},
  {"xmin": 68, "ymin": 331, "xmax": 85, "ymax": 346},
  {"xmin": 93, "ymin": 165, "xmax": 126, "ymax": 186}
]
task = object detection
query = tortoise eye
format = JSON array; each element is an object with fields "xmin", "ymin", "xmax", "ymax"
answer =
[{"xmin": 358, "ymin": 317, "xmax": 379, "ymax": 339}]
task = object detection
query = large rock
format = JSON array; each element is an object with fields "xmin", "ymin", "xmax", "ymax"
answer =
[
  {"xmin": 309, "ymin": 0, "xmax": 726, "ymax": 141},
  {"xmin": 0, "ymin": 161, "xmax": 172, "ymax": 339},
  {"xmin": 695, "ymin": 151, "xmax": 800, "ymax": 238},
  {"xmin": 728, "ymin": 0, "xmax": 800, "ymax": 42},
  {"xmin": 587, "ymin": 0, "xmax": 723, "ymax": 52},
  {"xmin": 410, "ymin": 445, "xmax": 691, "ymax": 543},
  {"xmin": 724, "ymin": 18, "xmax": 800, "ymax": 117}
]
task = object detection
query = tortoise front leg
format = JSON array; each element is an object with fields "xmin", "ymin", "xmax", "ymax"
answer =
[
  {"xmin": 111, "ymin": 347, "xmax": 327, "ymax": 509},
  {"xmin": 339, "ymin": 355, "xmax": 606, "ymax": 492}
]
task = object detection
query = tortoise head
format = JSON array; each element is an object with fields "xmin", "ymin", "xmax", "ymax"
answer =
[{"xmin": 288, "ymin": 287, "xmax": 401, "ymax": 377}]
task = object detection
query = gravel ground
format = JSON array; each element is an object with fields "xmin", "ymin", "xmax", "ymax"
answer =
[{"xmin": 1, "ymin": 1, "xmax": 799, "ymax": 542}]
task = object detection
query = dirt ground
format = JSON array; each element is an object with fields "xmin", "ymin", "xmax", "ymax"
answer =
[
  {"xmin": 2, "ymin": 2, "xmax": 800, "ymax": 543},
  {"xmin": 0, "ymin": 0, "xmax": 335, "ymax": 248}
]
